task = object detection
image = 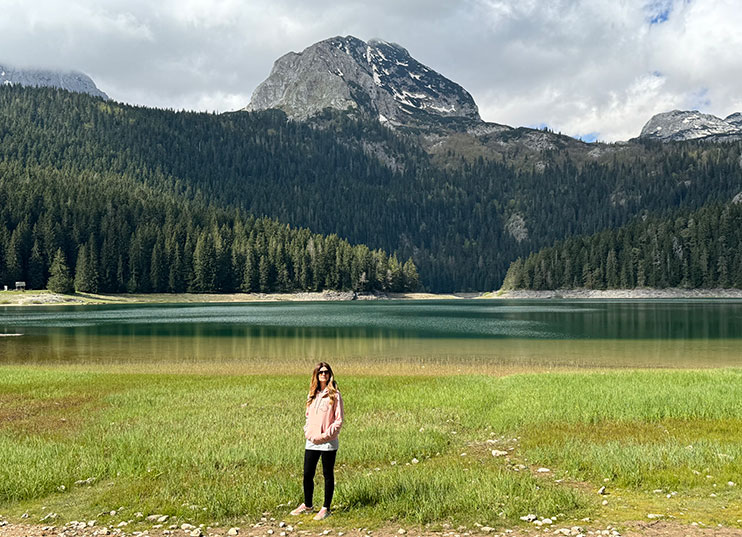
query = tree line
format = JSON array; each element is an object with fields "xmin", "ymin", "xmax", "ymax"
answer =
[
  {"xmin": 502, "ymin": 202, "xmax": 742, "ymax": 290},
  {"xmin": 0, "ymin": 163, "xmax": 420, "ymax": 294}
]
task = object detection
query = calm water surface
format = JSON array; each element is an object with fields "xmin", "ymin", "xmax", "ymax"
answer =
[{"xmin": 1, "ymin": 300, "xmax": 741, "ymax": 373}]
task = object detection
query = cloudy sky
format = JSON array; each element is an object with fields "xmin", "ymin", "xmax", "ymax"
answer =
[{"xmin": 2, "ymin": 0, "xmax": 741, "ymax": 141}]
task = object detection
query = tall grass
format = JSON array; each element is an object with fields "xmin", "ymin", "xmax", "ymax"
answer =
[{"xmin": 1, "ymin": 368, "xmax": 741, "ymax": 526}]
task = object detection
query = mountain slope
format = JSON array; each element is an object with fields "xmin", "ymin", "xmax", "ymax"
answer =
[
  {"xmin": 3, "ymin": 86, "xmax": 742, "ymax": 291},
  {"xmin": 502, "ymin": 200, "xmax": 742, "ymax": 290}
]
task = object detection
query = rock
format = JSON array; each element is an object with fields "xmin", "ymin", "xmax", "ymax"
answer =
[
  {"xmin": 182, "ymin": 523, "xmax": 196, "ymax": 530},
  {"xmin": 146, "ymin": 515, "xmax": 160, "ymax": 522},
  {"xmin": 542, "ymin": 518, "xmax": 553, "ymax": 525},
  {"xmin": 491, "ymin": 450, "xmax": 508, "ymax": 457},
  {"xmin": 505, "ymin": 213, "xmax": 528, "ymax": 243},
  {"xmin": 728, "ymin": 481, "xmax": 736, "ymax": 487},
  {"xmin": 189, "ymin": 529, "xmax": 203, "ymax": 537},
  {"xmin": 598, "ymin": 486, "xmax": 606, "ymax": 495},
  {"xmin": 520, "ymin": 514, "xmax": 537, "ymax": 522},
  {"xmin": 480, "ymin": 527, "xmax": 495, "ymax": 533},
  {"xmin": 157, "ymin": 515, "xmax": 169, "ymax": 523},
  {"xmin": 638, "ymin": 110, "xmax": 742, "ymax": 142},
  {"xmin": 279, "ymin": 522, "xmax": 286, "ymax": 528},
  {"xmin": 398, "ymin": 529, "xmax": 407, "ymax": 535},
  {"xmin": 0, "ymin": 64, "xmax": 109, "ymax": 99},
  {"xmin": 536, "ymin": 468, "xmax": 550, "ymax": 473},
  {"xmin": 245, "ymin": 36, "xmax": 481, "ymax": 126},
  {"xmin": 411, "ymin": 458, "xmax": 419, "ymax": 464},
  {"xmin": 228, "ymin": 528, "xmax": 240, "ymax": 536},
  {"xmin": 646, "ymin": 514, "xmax": 664, "ymax": 519}
]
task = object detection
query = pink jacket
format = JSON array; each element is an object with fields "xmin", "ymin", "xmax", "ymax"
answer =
[{"xmin": 304, "ymin": 389, "xmax": 344, "ymax": 444}]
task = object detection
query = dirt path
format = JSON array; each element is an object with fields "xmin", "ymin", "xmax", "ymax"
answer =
[{"xmin": 2, "ymin": 520, "xmax": 741, "ymax": 537}]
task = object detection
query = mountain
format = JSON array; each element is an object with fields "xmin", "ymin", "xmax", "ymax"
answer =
[
  {"xmin": 245, "ymin": 35, "xmax": 599, "ymax": 169},
  {"xmin": 638, "ymin": 110, "xmax": 742, "ymax": 142},
  {"xmin": 0, "ymin": 63, "xmax": 108, "ymax": 100},
  {"xmin": 246, "ymin": 35, "xmax": 479, "ymax": 125}
]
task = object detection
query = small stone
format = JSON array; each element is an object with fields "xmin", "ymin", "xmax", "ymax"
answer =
[
  {"xmin": 268, "ymin": 530, "xmax": 274, "ymax": 535},
  {"xmin": 411, "ymin": 458, "xmax": 419, "ymax": 464},
  {"xmin": 281, "ymin": 532, "xmax": 287, "ymax": 536},
  {"xmin": 181, "ymin": 524, "xmax": 196, "ymax": 530},
  {"xmin": 602, "ymin": 500, "xmax": 608, "ymax": 506},
  {"xmin": 537, "ymin": 468, "xmax": 550, "ymax": 473},
  {"xmin": 117, "ymin": 521, "xmax": 128, "ymax": 527},
  {"xmin": 542, "ymin": 518, "xmax": 553, "ymax": 525},
  {"xmin": 146, "ymin": 515, "xmax": 159, "ymax": 522},
  {"xmin": 280, "ymin": 522, "xmax": 286, "ymax": 528},
  {"xmin": 492, "ymin": 450, "xmax": 508, "ymax": 457},
  {"xmin": 398, "ymin": 529, "xmax": 407, "ymax": 535},
  {"xmin": 227, "ymin": 528, "xmax": 240, "ymax": 536},
  {"xmin": 646, "ymin": 514, "xmax": 663, "ymax": 520},
  {"xmin": 190, "ymin": 529, "xmax": 203, "ymax": 537},
  {"xmin": 481, "ymin": 527, "xmax": 495, "ymax": 533},
  {"xmin": 728, "ymin": 481, "xmax": 736, "ymax": 487},
  {"xmin": 598, "ymin": 486, "xmax": 606, "ymax": 495},
  {"xmin": 157, "ymin": 515, "xmax": 169, "ymax": 523},
  {"xmin": 520, "ymin": 515, "xmax": 537, "ymax": 522}
]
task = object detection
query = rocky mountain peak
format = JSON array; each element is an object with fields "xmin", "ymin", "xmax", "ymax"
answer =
[
  {"xmin": 1, "ymin": 63, "xmax": 108, "ymax": 100},
  {"xmin": 245, "ymin": 35, "xmax": 480, "ymax": 125},
  {"xmin": 638, "ymin": 109, "xmax": 742, "ymax": 142}
]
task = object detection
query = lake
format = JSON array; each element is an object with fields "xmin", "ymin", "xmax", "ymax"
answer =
[{"xmin": 1, "ymin": 299, "xmax": 741, "ymax": 374}]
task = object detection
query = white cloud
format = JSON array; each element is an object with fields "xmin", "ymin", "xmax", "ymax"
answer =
[{"xmin": 0, "ymin": 0, "xmax": 740, "ymax": 140}]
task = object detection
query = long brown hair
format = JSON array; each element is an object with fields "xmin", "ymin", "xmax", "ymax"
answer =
[{"xmin": 306, "ymin": 362, "xmax": 338, "ymax": 407}]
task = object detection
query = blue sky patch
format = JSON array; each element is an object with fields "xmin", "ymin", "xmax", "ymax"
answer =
[
  {"xmin": 646, "ymin": 0, "xmax": 673, "ymax": 24},
  {"xmin": 576, "ymin": 132, "xmax": 600, "ymax": 143}
]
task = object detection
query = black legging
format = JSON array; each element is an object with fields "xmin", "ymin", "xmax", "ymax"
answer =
[{"xmin": 303, "ymin": 449, "xmax": 337, "ymax": 509}]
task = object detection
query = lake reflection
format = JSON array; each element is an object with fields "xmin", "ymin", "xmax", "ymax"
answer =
[{"xmin": 1, "ymin": 300, "xmax": 741, "ymax": 373}]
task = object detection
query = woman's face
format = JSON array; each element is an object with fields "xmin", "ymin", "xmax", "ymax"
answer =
[{"xmin": 318, "ymin": 366, "xmax": 330, "ymax": 383}]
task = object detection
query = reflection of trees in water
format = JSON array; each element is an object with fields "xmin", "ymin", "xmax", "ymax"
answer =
[{"xmin": 2, "ymin": 302, "xmax": 742, "ymax": 370}]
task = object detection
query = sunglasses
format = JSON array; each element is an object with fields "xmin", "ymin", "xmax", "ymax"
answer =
[{"xmin": 318, "ymin": 369, "xmax": 330, "ymax": 375}]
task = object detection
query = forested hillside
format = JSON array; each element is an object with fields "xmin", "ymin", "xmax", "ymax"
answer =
[
  {"xmin": 2, "ymin": 86, "xmax": 742, "ymax": 291},
  {"xmin": 0, "ymin": 163, "xmax": 418, "ymax": 294},
  {"xmin": 502, "ymin": 202, "xmax": 742, "ymax": 290}
]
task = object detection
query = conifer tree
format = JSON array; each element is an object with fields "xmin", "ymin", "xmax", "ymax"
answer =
[
  {"xmin": 28, "ymin": 240, "xmax": 45, "ymax": 290},
  {"xmin": 48, "ymin": 248, "xmax": 74, "ymax": 294}
]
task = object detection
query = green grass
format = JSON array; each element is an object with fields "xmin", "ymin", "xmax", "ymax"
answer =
[{"xmin": 1, "ymin": 368, "xmax": 741, "ymax": 528}]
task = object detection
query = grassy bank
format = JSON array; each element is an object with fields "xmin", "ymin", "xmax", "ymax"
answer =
[{"xmin": 1, "ymin": 368, "xmax": 741, "ymax": 529}]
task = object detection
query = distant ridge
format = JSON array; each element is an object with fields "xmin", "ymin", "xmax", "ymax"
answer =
[
  {"xmin": 0, "ymin": 63, "xmax": 108, "ymax": 100},
  {"xmin": 638, "ymin": 109, "xmax": 742, "ymax": 142}
]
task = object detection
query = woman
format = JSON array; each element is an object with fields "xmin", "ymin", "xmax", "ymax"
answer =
[{"xmin": 290, "ymin": 362, "xmax": 344, "ymax": 520}]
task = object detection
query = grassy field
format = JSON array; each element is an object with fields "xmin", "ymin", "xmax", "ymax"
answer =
[{"xmin": 1, "ymin": 368, "xmax": 741, "ymax": 530}]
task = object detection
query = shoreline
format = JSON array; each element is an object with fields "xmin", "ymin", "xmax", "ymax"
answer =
[
  {"xmin": 2, "ymin": 287, "xmax": 742, "ymax": 307},
  {"xmin": 490, "ymin": 288, "xmax": 742, "ymax": 299}
]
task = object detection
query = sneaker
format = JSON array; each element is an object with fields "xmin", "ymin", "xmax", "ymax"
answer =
[
  {"xmin": 290, "ymin": 503, "xmax": 313, "ymax": 516},
  {"xmin": 313, "ymin": 507, "xmax": 330, "ymax": 521}
]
